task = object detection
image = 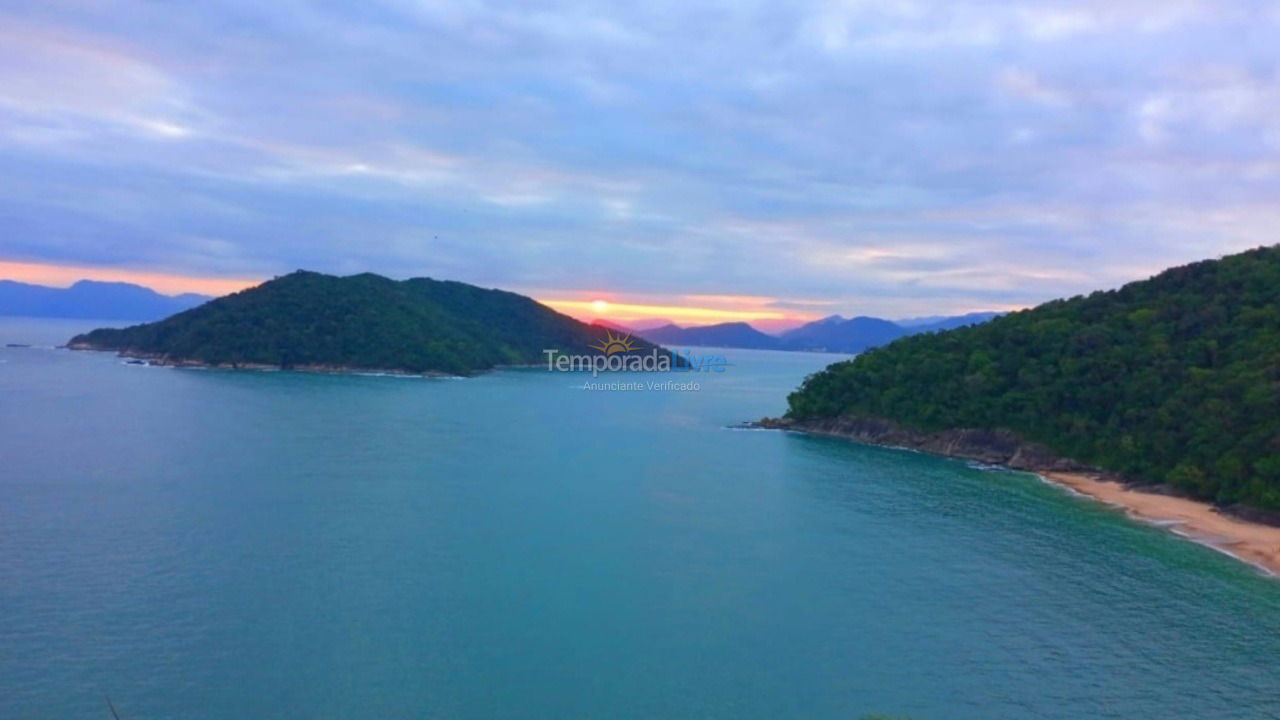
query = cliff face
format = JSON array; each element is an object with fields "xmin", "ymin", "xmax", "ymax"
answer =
[{"xmin": 757, "ymin": 415, "xmax": 1099, "ymax": 474}]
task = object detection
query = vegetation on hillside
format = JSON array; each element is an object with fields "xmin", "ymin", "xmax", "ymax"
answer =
[
  {"xmin": 70, "ymin": 270, "xmax": 670, "ymax": 375},
  {"xmin": 786, "ymin": 246, "xmax": 1280, "ymax": 510}
]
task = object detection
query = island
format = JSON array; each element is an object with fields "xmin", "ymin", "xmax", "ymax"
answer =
[
  {"xmin": 765, "ymin": 245, "xmax": 1280, "ymax": 573},
  {"xmin": 68, "ymin": 270, "xmax": 677, "ymax": 376}
]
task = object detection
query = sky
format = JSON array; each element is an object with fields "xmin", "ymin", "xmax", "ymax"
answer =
[{"xmin": 1, "ymin": 1, "xmax": 1278, "ymax": 325}]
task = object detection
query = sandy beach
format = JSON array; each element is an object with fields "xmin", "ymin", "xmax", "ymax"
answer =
[{"xmin": 1042, "ymin": 472, "xmax": 1280, "ymax": 576}]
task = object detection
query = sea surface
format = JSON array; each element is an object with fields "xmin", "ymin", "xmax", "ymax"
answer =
[{"xmin": 3, "ymin": 316, "xmax": 1279, "ymax": 720}]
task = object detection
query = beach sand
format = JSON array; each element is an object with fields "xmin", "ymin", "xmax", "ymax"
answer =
[{"xmin": 1042, "ymin": 472, "xmax": 1280, "ymax": 576}]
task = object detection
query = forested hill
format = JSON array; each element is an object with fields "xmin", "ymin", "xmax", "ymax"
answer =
[
  {"xmin": 784, "ymin": 245, "xmax": 1280, "ymax": 510},
  {"xmin": 68, "ymin": 270, "xmax": 673, "ymax": 375}
]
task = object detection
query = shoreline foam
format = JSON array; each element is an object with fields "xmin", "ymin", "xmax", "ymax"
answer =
[{"xmin": 1039, "ymin": 471, "xmax": 1280, "ymax": 577}]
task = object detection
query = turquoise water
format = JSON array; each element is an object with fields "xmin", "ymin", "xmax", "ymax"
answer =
[{"xmin": 2, "ymin": 317, "xmax": 1279, "ymax": 719}]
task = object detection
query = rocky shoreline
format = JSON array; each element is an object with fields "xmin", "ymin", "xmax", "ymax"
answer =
[
  {"xmin": 754, "ymin": 414, "xmax": 1280, "ymax": 530},
  {"xmin": 65, "ymin": 344, "xmax": 462, "ymax": 377},
  {"xmin": 755, "ymin": 415, "xmax": 1102, "ymax": 474}
]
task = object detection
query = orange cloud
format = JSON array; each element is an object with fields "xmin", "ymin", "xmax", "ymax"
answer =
[{"xmin": 0, "ymin": 260, "xmax": 259, "ymax": 296}]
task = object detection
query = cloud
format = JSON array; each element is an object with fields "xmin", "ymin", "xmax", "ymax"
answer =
[
  {"xmin": 0, "ymin": 0, "xmax": 1277, "ymax": 317},
  {"xmin": 997, "ymin": 68, "xmax": 1070, "ymax": 106}
]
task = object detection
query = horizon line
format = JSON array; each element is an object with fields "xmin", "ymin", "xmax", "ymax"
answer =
[{"xmin": 0, "ymin": 259, "xmax": 1021, "ymax": 326}]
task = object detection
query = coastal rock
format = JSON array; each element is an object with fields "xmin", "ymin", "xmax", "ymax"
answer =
[
  {"xmin": 759, "ymin": 415, "xmax": 1280, "ymax": 530},
  {"xmin": 756, "ymin": 415, "xmax": 1098, "ymax": 474}
]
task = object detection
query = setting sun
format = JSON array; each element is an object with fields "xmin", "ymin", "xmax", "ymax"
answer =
[{"xmin": 590, "ymin": 299, "xmax": 610, "ymax": 314}]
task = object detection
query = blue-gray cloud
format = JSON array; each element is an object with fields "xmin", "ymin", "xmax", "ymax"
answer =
[{"xmin": 1, "ymin": 0, "xmax": 1278, "ymax": 315}]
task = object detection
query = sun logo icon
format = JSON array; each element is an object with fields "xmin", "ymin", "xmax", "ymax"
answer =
[{"xmin": 590, "ymin": 330, "xmax": 638, "ymax": 355}]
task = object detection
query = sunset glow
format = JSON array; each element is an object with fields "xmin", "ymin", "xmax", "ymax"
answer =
[
  {"xmin": 0, "ymin": 260, "xmax": 261, "ymax": 297},
  {"xmin": 1, "ymin": 259, "xmax": 821, "ymax": 328},
  {"xmin": 539, "ymin": 297, "xmax": 812, "ymax": 326}
]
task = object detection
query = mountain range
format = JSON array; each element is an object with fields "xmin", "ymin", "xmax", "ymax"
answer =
[
  {"xmin": 639, "ymin": 321, "xmax": 783, "ymax": 350},
  {"xmin": 637, "ymin": 311, "xmax": 1000, "ymax": 354},
  {"xmin": 8, "ymin": 275, "xmax": 1000, "ymax": 358},
  {"xmin": 0, "ymin": 279, "xmax": 210, "ymax": 320}
]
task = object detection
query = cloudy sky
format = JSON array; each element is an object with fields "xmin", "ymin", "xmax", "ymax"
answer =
[{"xmin": 1, "ymin": 1, "xmax": 1278, "ymax": 323}]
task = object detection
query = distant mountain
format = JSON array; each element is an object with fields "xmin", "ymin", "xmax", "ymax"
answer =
[
  {"xmin": 909, "ymin": 311, "xmax": 1002, "ymax": 333},
  {"xmin": 778, "ymin": 312, "xmax": 1001, "ymax": 353},
  {"xmin": 627, "ymin": 318, "xmax": 677, "ymax": 331},
  {"xmin": 69, "ymin": 270, "xmax": 678, "ymax": 376},
  {"xmin": 625, "ymin": 312, "xmax": 1001, "ymax": 354},
  {"xmin": 893, "ymin": 314, "xmax": 947, "ymax": 327},
  {"xmin": 587, "ymin": 319, "xmax": 633, "ymax": 333},
  {"xmin": 0, "ymin": 279, "xmax": 210, "ymax": 320},
  {"xmin": 806, "ymin": 314, "xmax": 846, "ymax": 326},
  {"xmin": 639, "ymin": 322, "xmax": 782, "ymax": 349},
  {"xmin": 780, "ymin": 315, "xmax": 906, "ymax": 353}
]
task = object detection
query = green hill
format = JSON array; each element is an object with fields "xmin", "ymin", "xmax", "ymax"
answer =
[
  {"xmin": 69, "ymin": 270, "xmax": 673, "ymax": 376},
  {"xmin": 783, "ymin": 246, "xmax": 1280, "ymax": 510}
]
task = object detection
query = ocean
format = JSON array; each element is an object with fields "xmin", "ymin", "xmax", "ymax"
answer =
[{"xmin": 2, "ymin": 316, "xmax": 1278, "ymax": 719}]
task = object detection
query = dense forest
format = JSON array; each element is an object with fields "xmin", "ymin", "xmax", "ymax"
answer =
[
  {"xmin": 785, "ymin": 246, "xmax": 1280, "ymax": 510},
  {"xmin": 69, "ymin": 270, "xmax": 670, "ymax": 375}
]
